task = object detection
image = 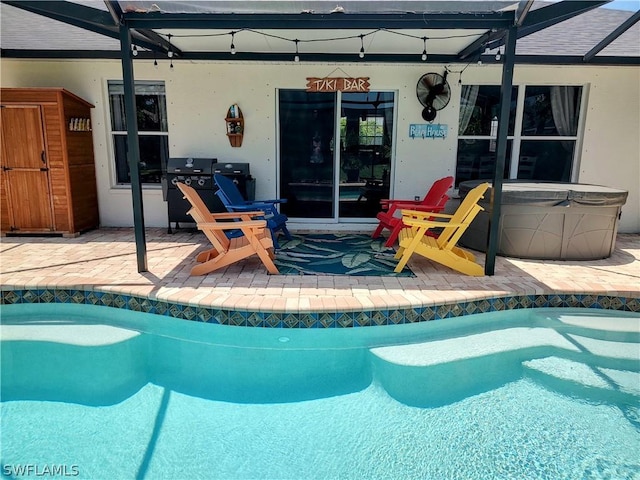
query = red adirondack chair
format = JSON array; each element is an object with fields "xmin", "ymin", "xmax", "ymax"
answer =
[{"xmin": 372, "ymin": 176, "xmax": 454, "ymax": 247}]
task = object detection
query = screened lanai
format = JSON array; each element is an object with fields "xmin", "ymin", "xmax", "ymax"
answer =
[{"xmin": 2, "ymin": 0, "xmax": 639, "ymax": 274}]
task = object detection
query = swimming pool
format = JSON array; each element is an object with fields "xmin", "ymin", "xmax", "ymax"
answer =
[{"xmin": 1, "ymin": 304, "xmax": 639, "ymax": 479}]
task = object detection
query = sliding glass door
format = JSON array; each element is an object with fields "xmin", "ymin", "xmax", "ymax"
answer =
[
  {"xmin": 278, "ymin": 90, "xmax": 395, "ymax": 221},
  {"xmin": 279, "ymin": 90, "xmax": 336, "ymax": 218}
]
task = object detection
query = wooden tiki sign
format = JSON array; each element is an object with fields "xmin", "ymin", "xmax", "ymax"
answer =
[{"xmin": 306, "ymin": 77, "xmax": 370, "ymax": 93}]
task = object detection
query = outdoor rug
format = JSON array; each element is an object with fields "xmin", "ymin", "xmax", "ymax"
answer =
[{"xmin": 274, "ymin": 233, "xmax": 415, "ymax": 276}]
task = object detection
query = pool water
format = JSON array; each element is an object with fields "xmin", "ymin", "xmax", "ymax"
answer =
[{"xmin": 1, "ymin": 304, "xmax": 639, "ymax": 480}]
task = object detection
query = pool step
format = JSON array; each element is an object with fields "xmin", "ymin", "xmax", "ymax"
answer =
[
  {"xmin": 370, "ymin": 327, "xmax": 581, "ymax": 368},
  {"xmin": 523, "ymin": 356, "xmax": 640, "ymax": 404},
  {"xmin": 369, "ymin": 327, "xmax": 639, "ymax": 408}
]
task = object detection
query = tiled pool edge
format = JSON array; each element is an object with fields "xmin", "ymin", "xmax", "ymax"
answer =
[{"xmin": 1, "ymin": 287, "xmax": 638, "ymax": 328}]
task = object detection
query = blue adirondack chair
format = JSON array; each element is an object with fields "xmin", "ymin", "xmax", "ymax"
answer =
[{"xmin": 214, "ymin": 174, "xmax": 292, "ymax": 248}]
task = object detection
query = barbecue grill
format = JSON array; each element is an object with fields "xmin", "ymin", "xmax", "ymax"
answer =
[
  {"xmin": 164, "ymin": 157, "xmax": 218, "ymax": 233},
  {"xmin": 212, "ymin": 162, "xmax": 255, "ymax": 201}
]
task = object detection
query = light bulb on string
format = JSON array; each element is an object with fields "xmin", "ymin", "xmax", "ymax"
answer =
[
  {"xmin": 495, "ymin": 46, "xmax": 502, "ymax": 61},
  {"xmin": 167, "ymin": 34, "xmax": 173, "ymax": 58},
  {"xmin": 359, "ymin": 34, "xmax": 365, "ymax": 59},
  {"xmin": 421, "ymin": 37, "xmax": 427, "ymax": 61},
  {"xmin": 131, "ymin": 44, "xmax": 138, "ymax": 56},
  {"xmin": 168, "ymin": 34, "xmax": 174, "ymax": 69},
  {"xmin": 230, "ymin": 31, "xmax": 236, "ymax": 55},
  {"xmin": 294, "ymin": 39, "xmax": 299, "ymax": 62}
]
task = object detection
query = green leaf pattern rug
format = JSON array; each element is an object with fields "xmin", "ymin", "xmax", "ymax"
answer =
[{"xmin": 274, "ymin": 234, "xmax": 414, "ymax": 276}]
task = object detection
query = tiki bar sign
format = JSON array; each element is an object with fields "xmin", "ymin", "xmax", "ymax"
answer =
[{"xmin": 306, "ymin": 77, "xmax": 370, "ymax": 92}]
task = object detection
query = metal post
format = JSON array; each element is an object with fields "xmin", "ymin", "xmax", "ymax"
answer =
[
  {"xmin": 119, "ymin": 22, "xmax": 148, "ymax": 272},
  {"xmin": 485, "ymin": 25, "xmax": 517, "ymax": 275}
]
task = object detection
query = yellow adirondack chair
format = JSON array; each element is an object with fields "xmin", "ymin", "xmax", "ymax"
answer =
[
  {"xmin": 393, "ymin": 182, "xmax": 490, "ymax": 276},
  {"xmin": 177, "ymin": 182, "xmax": 279, "ymax": 275}
]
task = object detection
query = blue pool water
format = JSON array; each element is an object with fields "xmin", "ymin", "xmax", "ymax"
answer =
[{"xmin": 1, "ymin": 304, "xmax": 639, "ymax": 479}]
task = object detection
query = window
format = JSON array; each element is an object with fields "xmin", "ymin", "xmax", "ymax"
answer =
[
  {"xmin": 456, "ymin": 85, "xmax": 582, "ymax": 187},
  {"xmin": 519, "ymin": 86, "xmax": 581, "ymax": 182},
  {"xmin": 359, "ymin": 116, "xmax": 385, "ymax": 146},
  {"xmin": 108, "ymin": 81, "xmax": 169, "ymax": 185}
]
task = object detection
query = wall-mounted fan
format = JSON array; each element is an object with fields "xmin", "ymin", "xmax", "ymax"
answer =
[{"xmin": 416, "ymin": 72, "xmax": 451, "ymax": 122}]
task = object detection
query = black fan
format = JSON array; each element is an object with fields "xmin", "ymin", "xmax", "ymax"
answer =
[{"xmin": 416, "ymin": 72, "xmax": 451, "ymax": 122}]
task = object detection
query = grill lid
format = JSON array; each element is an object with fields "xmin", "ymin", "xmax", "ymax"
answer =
[
  {"xmin": 212, "ymin": 162, "xmax": 250, "ymax": 176},
  {"xmin": 167, "ymin": 157, "xmax": 215, "ymax": 174}
]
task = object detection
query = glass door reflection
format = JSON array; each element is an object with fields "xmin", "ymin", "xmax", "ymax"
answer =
[
  {"xmin": 279, "ymin": 91, "xmax": 336, "ymax": 219},
  {"xmin": 338, "ymin": 92, "xmax": 394, "ymax": 218},
  {"xmin": 278, "ymin": 90, "xmax": 395, "ymax": 220}
]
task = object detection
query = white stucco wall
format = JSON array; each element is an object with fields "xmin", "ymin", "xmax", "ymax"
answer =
[{"xmin": 2, "ymin": 58, "xmax": 638, "ymax": 232}]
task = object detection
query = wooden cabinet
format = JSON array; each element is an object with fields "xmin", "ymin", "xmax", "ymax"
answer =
[
  {"xmin": 1, "ymin": 88, "xmax": 99, "ymax": 236},
  {"xmin": 225, "ymin": 104, "xmax": 244, "ymax": 147}
]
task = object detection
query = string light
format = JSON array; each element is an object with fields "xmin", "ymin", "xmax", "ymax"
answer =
[
  {"xmin": 131, "ymin": 44, "xmax": 138, "ymax": 56},
  {"xmin": 495, "ymin": 46, "xmax": 502, "ymax": 61},
  {"xmin": 166, "ymin": 28, "xmax": 483, "ymax": 43},
  {"xmin": 167, "ymin": 34, "xmax": 174, "ymax": 69},
  {"xmin": 153, "ymin": 50, "xmax": 158, "ymax": 68},
  {"xmin": 161, "ymin": 29, "xmax": 491, "ymax": 63}
]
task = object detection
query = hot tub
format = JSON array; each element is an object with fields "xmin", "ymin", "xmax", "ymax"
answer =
[{"xmin": 458, "ymin": 180, "xmax": 628, "ymax": 260}]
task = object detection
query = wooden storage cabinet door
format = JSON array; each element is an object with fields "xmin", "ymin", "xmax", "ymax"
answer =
[
  {"xmin": 2, "ymin": 105, "xmax": 45, "ymax": 169},
  {"xmin": 0, "ymin": 105, "xmax": 55, "ymax": 232}
]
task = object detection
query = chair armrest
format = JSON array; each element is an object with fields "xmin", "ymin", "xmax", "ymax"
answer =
[
  {"xmin": 401, "ymin": 217, "xmax": 465, "ymax": 229},
  {"xmin": 257, "ymin": 198, "xmax": 287, "ymax": 204},
  {"xmin": 385, "ymin": 201, "xmax": 433, "ymax": 216},
  {"xmin": 400, "ymin": 209, "xmax": 454, "ymax": 220},
  {"xmin": 396, "ymin": 203, "xmax": 446, "ymax": 213},
  {"xmin": 208, "ymin": 211, "xmax": 266, "ymax": 219},
  {"xmin": 199, "ymin": 219, "xmax": 267, "ymax": 230},
  {"xmin": 390, "ymin": 202, "xmax": 445, "ymax": 211},
  {"xmin": 237, "ymin": 199, "xmax": 287, "ymax": 206},
  {"xmin": 226, "ymin": 202, "xmax": 276, "ymax": 212}
]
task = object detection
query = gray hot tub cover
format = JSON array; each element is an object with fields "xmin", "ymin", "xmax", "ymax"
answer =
[{"xmin": 458, "ymin": 181, "xmax": 628, "ymax": 208}]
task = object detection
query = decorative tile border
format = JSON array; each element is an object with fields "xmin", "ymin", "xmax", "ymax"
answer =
[{"xmin": 1, "ymin": 288, "xmax": 638, "ymax": 328}]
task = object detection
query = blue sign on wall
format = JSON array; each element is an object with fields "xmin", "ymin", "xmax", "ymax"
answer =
[{"xmin": 409, "ymin": 123, "xmax": 448, "ymax": 139}]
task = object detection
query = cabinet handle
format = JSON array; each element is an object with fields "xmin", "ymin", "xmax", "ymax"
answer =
[{"xmin": 41, "ymin": 151, "xmax": 46, "ymax": 164}]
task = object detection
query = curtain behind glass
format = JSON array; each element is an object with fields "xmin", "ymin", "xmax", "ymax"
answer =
[
  {"xmin": 550, "ymin": 86, "xmax": 581, "ymax": 136},
  {"xmin": 550, "ymin": 86, "xmax": 581, "ymax": 152},
  {"xmin": 458, "ymin": 85, "xmax": 479, "ymax": 134}
]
